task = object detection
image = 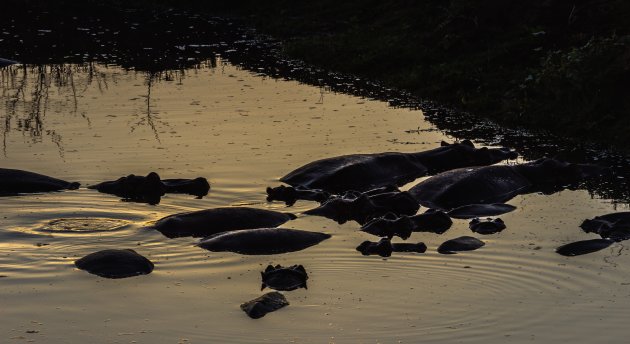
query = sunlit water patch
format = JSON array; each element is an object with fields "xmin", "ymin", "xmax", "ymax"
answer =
[{"xmin": 1, "ymin": 60, "xmax": 630, "ymax": 344}]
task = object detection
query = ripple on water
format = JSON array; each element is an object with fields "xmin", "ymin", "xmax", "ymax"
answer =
[{"xmin": 37, "ymin": 218, "xmax": 131, "ymax": 234}]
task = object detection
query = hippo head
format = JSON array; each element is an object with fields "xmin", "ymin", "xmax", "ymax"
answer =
[
  {"xmin": 360, "ymin": 212, "xmax": 414, "ymax": 239},
  {"xmin": 517, "ymin": 158, "xmax": 607, "ymax": 187},
  {"xmin": 304, "ymin": 193, "xmax": 373, "ymax": 224},
  {"xmin": 427, "ymin": 140, "xmax": 517, "ymax": 174}
]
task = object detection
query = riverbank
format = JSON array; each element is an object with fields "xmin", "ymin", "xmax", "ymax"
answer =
[
  {"xmin": 219, "ymin": 0, "xmax": 630, "ymax": 146},
  {"xmin": 5, "ymin": 0, "xmax": 630, "ymax": 147}
]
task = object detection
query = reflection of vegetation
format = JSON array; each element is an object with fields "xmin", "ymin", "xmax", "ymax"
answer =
[{"xmin": 0, "ymin": 61, "xmax": 217, "ymax": 155}]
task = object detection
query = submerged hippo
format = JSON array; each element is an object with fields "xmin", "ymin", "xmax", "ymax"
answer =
[
  {"xmin": 152, "ymin": 207, "xmax": 297, "ymax": 238},
  {"xmin": 356, "ymin": 238, "xmax": 427, "ymax": 257},
  {"xmin": 360, "ymin": 210, "xmax": 452, "ymax": 239},
  {"xmin": 280, "ymin": 140, "xmax": 517, "ymax": 193},
  {"xmin": 469, "ymin": 218, "xmax": 506, "ymax": 235},
  {"xmin": 197, "ymin": 228, "xmax": 331, "ymax": 255},
  {"xmin": 556, "ymin": 239, "xmax": 614, "ymax": 256},
  {"xmin": 410, "ymin": 158, "xmax": 605, "ymax": 210},
  {"xmin": 447, "ymin": 203, "xmax": 516, "ymax": 219},
  {"xmin": 437, "ymin": 236, "xmax": 485, "ymax": 254},
  {"xmin": 0, "ymin": 168, "xmax": 80, "ymax": 195},
  {"xmin": 89, "ymin": 172, "xmax": 210, "ymax": 204},
  {"xmin": 261, "ymin": 264, "xmax": 308, "ymax": 291},
  {"xmin": 75, "ymin": 249, "xmax": 154, "ymax": 278},
  {"xmin": 240, "ymin": 292, "xmax": 289, "ymax": 319},
  {"xmin": 581, "ymin": 212, "xmax": 630, "ymax": 241},
  {"xmin": 266, "ymin": 184, "xmax": 400, "ymax": 206},
  {"xmin": 304, "ymin": 191, "xmax": 419, "ymax": 225}
]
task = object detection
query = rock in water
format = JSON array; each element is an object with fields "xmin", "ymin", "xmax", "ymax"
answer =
[
  {"xmin": 75, "ymin": 249, "xmax": 154, "ymax": 278},
  {"xmin": 240, "ymin": 292, "xmax": 289, "ymax": 319},
  {"xmin": 197, "ymin": 228, "xmax": 330, "ymax": 255},
  {"xmin": 556, "ymin": 239, "xmax": 614, "ymax": 256},
  {"xmin": 261, "ymin": 264, "xmax": 308, "ymax": 291},
  {"xmin": 437, "ymin": 236, "xmax": 485, "ymax": 254}
]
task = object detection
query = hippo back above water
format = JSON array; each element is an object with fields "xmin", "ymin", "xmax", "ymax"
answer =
[
  {"xmin": 410, "ymin": 158, "xmax": 606, "ymax": 210},
  {"xmin": 0, "ymin": 168, "xmax": 80, "ymax": 195},
  {"xmin": 280, "ymin": 140, "xmax": 516, "ymax": 193}
]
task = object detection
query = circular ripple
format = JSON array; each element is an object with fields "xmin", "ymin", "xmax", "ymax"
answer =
[{"xmin": 38, "ymin": 218, "xmax": 131, "ymax": 233}]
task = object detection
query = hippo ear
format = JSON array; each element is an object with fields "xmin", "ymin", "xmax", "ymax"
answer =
[
  {"xmin": 296, "ymin": 265, "xmax": 307, "ymax": 275},
  {"xmin": 461, "ymin": 139, "xmax": 474, "ymax": 148},
  {"xmin": 147, "ymin": 172, "xmax": 161, "ymax": 182},
  {"xmin": 264, "ymin": 265, "xmax": 274, "ymax": 273},
  {"xmin": 440, "ymin": 141, "xmax": 451, "ymax": 146}
]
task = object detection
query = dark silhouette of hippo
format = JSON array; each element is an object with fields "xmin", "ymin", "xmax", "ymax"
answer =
[
  {"xmin": 437, "ymin": 236, "xmax": 485, "ymax": 254},
  {"xmin": 240, "ymin": 292, "xmax": 289, "ymax": 319},
  {"xmin": 266, "ymin": 184, "xmax": 400, "ymax": 206},
  {"xmin": 360, "ymin": 210, "xmax": 452, "ymax": 239},
  {"xmin": 356, "ymin": 238, "xmax": 427, "ymax": 257},
  {"xmin": 447, "ymin": 203, "xmax": 516, "ymax": 219},
  {"xmin": 304, "ymin": 191, "xmax": 419, "ymax": 225},
  {"xmin": 556, "ymin": 239, "xmax": 614, "ymax": 256},
  {"xmin": 75, "ymin": 249, "xmax": 154, "ymax": 278},
  {"xmin": 410, "ymin": 158, "xmax": 606, "ymax": 210},
  {"xmin": 197, "ymin": 228, "xmax": 331, "ymax": 255},
  {"xmin": 266, "ymin": 185, "xmax": 331, "ymax": 206},
  {"xmin": 469, "ymin": 218, "xmax": 506, "ymax": 235},
  {"xmin": 89, "ymin": 172, "xmax": 210, "ymax": 204},
  {"xmin": 162, "ymin": 177, "xmax": 211, "ymax": 196},
  {"xmin": 0, "ymin": 168, "xmax": 80, "ymax": 195},
  {"xmin": 152, "ymin": 207, "xmax": 297, "ymax": 238},
  {"xmin": 581, "ymin": 212, "xmax": 630, "ymax": 242},
  {"xmin": 261, "ymin": 264, "xmax": 308, "ymax": 291},
  {"xmin": 280, "ymin": 140, "xmax": 517, "ymax": 193},
  {"xmin": 0, "ymin": 58, "xmax": 18, "ymax": 67}
]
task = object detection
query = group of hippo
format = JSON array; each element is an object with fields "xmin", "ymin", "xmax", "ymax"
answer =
[{"xmin": 1, "ymin": 140, "xmax": 621, "ymax": 318}]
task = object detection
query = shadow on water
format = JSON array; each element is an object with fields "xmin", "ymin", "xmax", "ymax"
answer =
[{"xmin": 2, "ymin": 4, "xmax": 630, "ymax": 203}]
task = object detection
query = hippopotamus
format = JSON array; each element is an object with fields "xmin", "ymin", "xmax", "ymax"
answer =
[
  {"xmin": 266, "ymin": 185, "xmax": 331, "ymax": 206},
  {"xmin": 447, "ymin": 203, "xmax": 516, "ymax": 219},
  {"xmin": 356, "ymin": 238, "xmax": 427, "ymax": 257},
  {"xmin": 261, "ymin": 264, "xmax": 308, "ymax": 291},
  {"xmin": 410, "ymin": 158, "xmax": 606, "ymax": 210},
  {"xmin": 151, "ymin": 207, "xmax": 296, "ymax": 238},
  {"xmin": 266, "ymin": 184, "xmax": 400, "ymax": 206},
  {"xmin": 162, "ymin": 177, "xmax": 211, "ymax": 196},
  {"xmin": 437, "ymin": 236, "xmax": 485, "ymax": 254},
  {"xmin": 469, "ymin": 218, "xmax": 506, "ymax": 235},
  {"xmin": 0, "ymin": 58, "xmax": 18, "ymax": 67},
  {"xmin": 75, "ymin": 249, "xmax": 154, "ymax": 278},
  {"xmin": 581, "ymin": 212, "xmax": 630, "ymax": 241},
  {"xmin": 0, "ymin": 168, "xmax": 80, "ymax": 195},
  {"xmin": 89, "ymin": 172, "xmax": 210, "ymax": 204},
  {"xmin": 240, "ymin": 292, "xmax": 289, "ymax": 319},
  {"xmin": 304, "ymin": 191, "xmax": 419, "ymax": 224},
  {"xmin": 360, "ymin": 210, "xmax": 452, "ymax": 239},
  {"xmin": 197, "ymin": 228, "xmax": 331, "ymax": 255},
  {"xmin": 280, "ymin": 140, "xmax": 517, "ymax": 193},
  {"xmin": 556, "ymin": 239, "xmax": 614, "ymax": 256}
]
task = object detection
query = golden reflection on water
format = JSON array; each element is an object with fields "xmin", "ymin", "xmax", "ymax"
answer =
[{"xmin": 1, "ymin": 61, "xmax": 629, "ymax": 343}]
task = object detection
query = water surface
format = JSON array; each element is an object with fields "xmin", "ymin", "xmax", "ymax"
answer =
[{"xmin": 2, "ymin": 34, "xmax": 630, "ymax": 344}]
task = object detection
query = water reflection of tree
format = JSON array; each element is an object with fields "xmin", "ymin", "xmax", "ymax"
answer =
[
  {"xmin": 1, "ymin": 64, "xmax": 97, "ymax": 157},
  {"xmin": 1, "ymin": 59, "xmax": 216, "ymax": 156}
]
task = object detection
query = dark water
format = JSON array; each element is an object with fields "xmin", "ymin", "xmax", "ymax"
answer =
[{"xmin": 2, "ymin": 6, "xmax": 630, "ymax": 344}]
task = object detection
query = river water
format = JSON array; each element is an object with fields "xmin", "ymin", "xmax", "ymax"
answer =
[{"xmin": 2, "ymin": 12, "xmax": 630, "ymax": 344}]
